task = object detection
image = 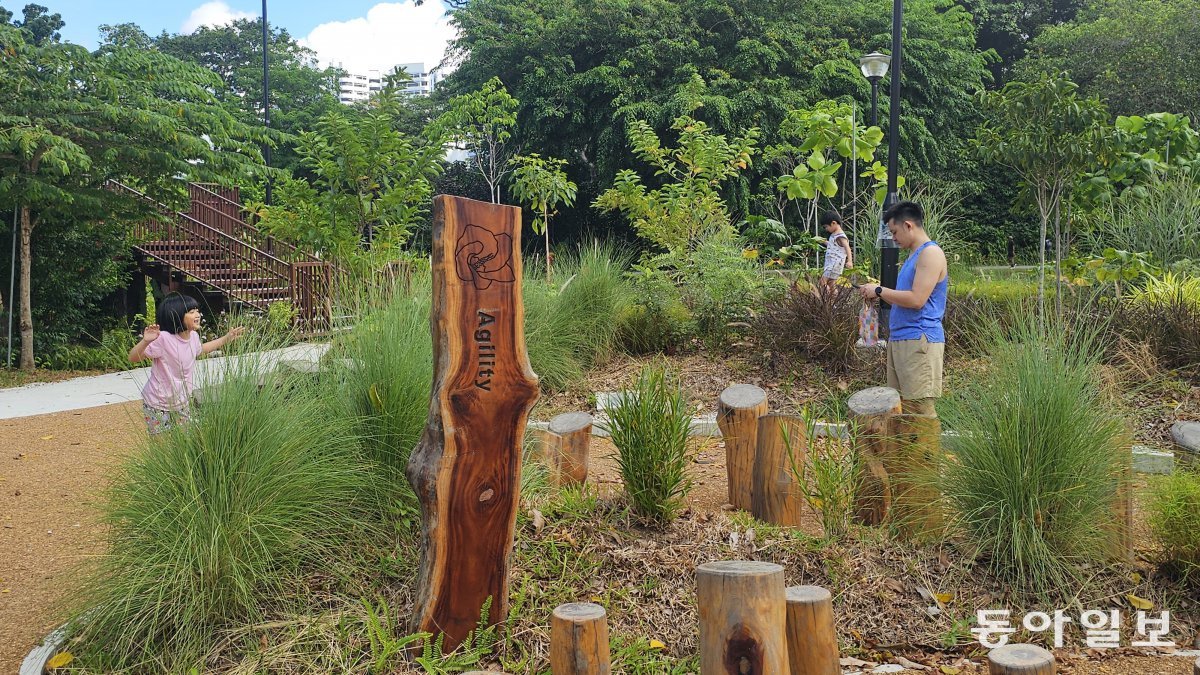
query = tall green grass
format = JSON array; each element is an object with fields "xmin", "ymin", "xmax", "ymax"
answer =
[
  {"xmin": 604, "ymin": 364, "xmax": 694, "ymax": 522},
  {"xmin": 327, "ymin": 274, "xmax": 433, "ymax": 526},
  {"xmin": 940, "ymin": 315, "xmax": 1129, "ymax": 592},
  {"xmin": 73, "ymin": 341, "xmax": 374, "ymax": 670},
  {"xmin": 1145, "ymin": 469, "xmax": 1200, "ymax": 580},
  {"xmin": 524, "ymin": 243, "xmax": 634, "ymax": 390},
  {"xmin": 1087, "ymin": 176, "xmax": 1200, "ymax": 265}
]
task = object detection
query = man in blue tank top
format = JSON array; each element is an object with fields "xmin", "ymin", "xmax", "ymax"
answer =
[{"xmin": 857, "ymin": 201, "xmax": 948, "ymax": 417}]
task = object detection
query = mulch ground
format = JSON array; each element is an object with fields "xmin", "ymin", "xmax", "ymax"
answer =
[{"xmin": 0, "ymin": 401, "xmax": 142, "ymax": 673}]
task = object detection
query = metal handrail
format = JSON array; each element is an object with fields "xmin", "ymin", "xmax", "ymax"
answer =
[{"xmin": 187, "ymin": 182, "xmax": 325, "ymax": 265}]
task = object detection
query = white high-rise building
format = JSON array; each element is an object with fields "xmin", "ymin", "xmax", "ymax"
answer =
[{"xmin": 337, "ymin": 62, "xmax": 440, "ymax": 104}]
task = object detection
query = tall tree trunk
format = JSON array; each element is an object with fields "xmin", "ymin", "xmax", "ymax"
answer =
[
  {"xmin": 1037, "ymin": 202, "xmax": 1048, "ymax": 330},
  {"xmin": 1053, "ymin": 195, "xmax": 1063, "ymax": 318},
  {"xmin": 18, "ymin": 204, "xmax": 34, "ymax": 371},
  {"xmin": 544, "ymin": 207, "xmax": 552, "ymax": 283}
]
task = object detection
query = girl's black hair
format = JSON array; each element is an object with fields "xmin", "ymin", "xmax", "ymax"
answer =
[{"xmin": 156, "ymin": 293, "xmax": 200, "ymax": 334}]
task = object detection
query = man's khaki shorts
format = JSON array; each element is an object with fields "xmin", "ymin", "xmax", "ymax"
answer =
[{"xmin": 886, "ymin": 335, "xmax": 944, "ymax": 400}]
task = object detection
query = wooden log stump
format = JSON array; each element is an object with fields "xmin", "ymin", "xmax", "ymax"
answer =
[
  {"xmin": 550, "ymin": 602, "xmax": 611, "ymax": 675},
  {"xmin": 889, "ymin": 412, "xmax": 944, "ymax": 540},
  {"xmin": 847, "ymin": 387, "xmax": 900, "ymax": 526},
  {"xmin": 785, "ymin": 586, "xmax": 839, "ymax": 675},
  {"xmin": 546, "ymin": 412, "xmax": 593, "ymax": 486},
  {"xmin": 717, "ymin": 384, "xmax": 768, "ymax": 510},
  {"xmin": 987, "ymin": 644, "xmax": 1055, "ymax": 674},
  {"xmin": 407, "ymin": 196, "xmax": 540, "ymax": 650},
  {"xmin": 751, "ymin": 414, "xmax": 805, "ymax": 527},
  {"xmin": 696, "ymin": 561, "xmax": 788, "ymax": 675},
  {"xmin": 1107, "ymin": 445, "xmax": 1135, "ymax": 563}
]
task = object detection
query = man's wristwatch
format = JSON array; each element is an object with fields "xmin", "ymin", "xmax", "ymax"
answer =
[{"xmin": 875, "ymin": 285, "xmax": 884, "ymax": 298}]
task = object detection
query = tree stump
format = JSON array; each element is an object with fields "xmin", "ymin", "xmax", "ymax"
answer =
[
  {"xmin": 987, "ymin": 644, "xmax": 1055, "ymax": 674},
  {"xmin": 407, "ymin": 195, "xmax": 540, "ymax": 650},
  {"xmin": 785, "ymin": 586, "xmax": 839, "ymax": 675},
  {"xmin": 696, "ymin": 561, "xmax": 788, "ymax": 675},
  {"xmin": 550, "ymin": 602, "xmax": 611, "ymax": 675},
  {"xmin": 889, "ymin": 412, "xmax": 944, "ymax": 540},
  {"xmin": 751, "ymin": 414, "xmax": 805, "ymax": 527},
  {"xmin": 546, "ymin": 412, "xmax": 593, "ymax": 486},
  {"xmin": 847, "ymin": 387, "xmax": 900, "ymax": 525},
  {"xmin": 717, "ymin": 384, "xmax": 768, "ymax": 510},
  {"xmin": 1107, "ymin": 443, "xmax": 1135, "ymax": 563}
]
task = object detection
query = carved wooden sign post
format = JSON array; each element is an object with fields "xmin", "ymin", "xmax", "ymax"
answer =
[{"xmin": 407, "ymin": 195, "xmax": 539, "ymax": 649}]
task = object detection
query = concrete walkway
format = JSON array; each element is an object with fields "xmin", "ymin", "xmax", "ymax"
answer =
[{"xmin": 0, "ymin": 343, "xmax": 329, "ymax": 420}]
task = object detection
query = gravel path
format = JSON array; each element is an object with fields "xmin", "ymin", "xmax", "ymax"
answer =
[{"xmin": 0, "ymin": 402, "xmax": 141, "ymax": 673}]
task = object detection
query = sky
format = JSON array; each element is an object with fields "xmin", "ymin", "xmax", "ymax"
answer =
[{"xmin": 44, "ymin": 1, "xmax": 457, "ymax": 74}]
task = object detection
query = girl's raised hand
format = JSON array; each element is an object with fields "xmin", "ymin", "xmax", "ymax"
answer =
[
  {"xmin": 143, "ymin": 324, "xmax": 161, "ymax": 342},
  {"xmin": 226, "ymin": 326, "xmax": 246, "ymax": 340}
]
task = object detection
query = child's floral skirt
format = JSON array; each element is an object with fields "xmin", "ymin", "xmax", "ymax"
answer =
[{"xmin": 143, "ymin": 403, "xmax": 192, "ymax": 435}]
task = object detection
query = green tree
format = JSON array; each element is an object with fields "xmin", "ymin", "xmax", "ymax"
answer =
[
  {"xmin": 255, "ymin": 93, "xmax": 447, "ymax": 266},
  {"xmin": 508, "ymin": 153, "xmax": 577, "ymax": 281},
  {"xmin": 443, "ymin": 76, "xmax": 519, "ymax": 204},
  {"xmin": 445, "ymin": 0, "xmax": 988, "ymax": 212},
  {"xmin": 0, "ymin": 24, "xmax": 271, "ymax": 369},
  {"xmin": 593, "ymin": 104, "xmax": 759, "ymax": 252},
  {"xmin": 152, "ymin": 19, "xmax": 341, "ymax": 173},
  {"xmin": 768, "ymin": 101, "xmax": 887, "ymax": 235},
  {"xmin": 2, "ymin": 3, "xmax": 63, "ymax": 44},
  {"xmin": 958, "ymin": 0, "xmax": 1083, "ymax": 82},
  {"xmin": 1021, "ymin": 0, "xmax": 1200, "ymax": 119},
  {"xmin": 975, "ymin": 73, "xmax": 1108, "ymax": 319}
]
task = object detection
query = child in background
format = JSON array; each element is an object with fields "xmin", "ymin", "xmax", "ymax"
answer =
[
  {"xmin": 820, "ymin": 211, "xmax": 853, "ymax": 290},
  {"xmin": 128, "ymin": 293, "xmax": 245, "ymax": 434}
]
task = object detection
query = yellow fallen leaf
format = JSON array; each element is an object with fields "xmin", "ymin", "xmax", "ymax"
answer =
[
  {"xmin": 940, "ymin": 667, "xmax": 960, "ymax": 675},
  {"xmin": 1126, "ymin": 594, "xmax": 1153, "ymax": 610},
  {"xmin": 40, "ymin": 435, "xmax": 53, "ymax": 440},
  {"xmin": 1, "ymin": 589, "xmax": 9, "ymax": 593},
  {"xmin": 589, "ymin": 595, "xmax": 603, "ymax": 603},
  {"xmin": 1130, "ymin": 572, "xmax": 1143, "ymax": 584},
  {"xmin": 648, "ymin": 639, "xmax": 667, "ymax": 651},
  {"xmin": 935, "ymin": 592, "xmax": 953, "ymax": 605},
  {"xmin": 46, "ymin": 652, "xmax": 74, "ymax": 669}
]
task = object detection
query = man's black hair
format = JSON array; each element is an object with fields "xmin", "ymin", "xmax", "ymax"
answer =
[
  {"xmin": 156, "ymin": 293, "xmax": 200, "ymax": 334},
  {"xmin": 883, "ymin": 200, "xmax": 924, "ymax": 227},
  {"xmin": 818, "ymin": 210, "xmax": 843, "ymax": 227}
]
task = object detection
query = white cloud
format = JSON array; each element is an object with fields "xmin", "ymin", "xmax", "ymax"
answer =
[
  {"xmin": 301, "ymin": 2, "xmax": 456, "ymax": 75},
  {"xmin": 182, "ymin": 1, "xmax": 256, "ymax": 34}
]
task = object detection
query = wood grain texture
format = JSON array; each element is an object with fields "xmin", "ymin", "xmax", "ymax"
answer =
[
  {"xmin": 547, "ymin": 412, "xmax": 593, "ymax": 486},
  {"xmin": 407, "ymin": 195, "xmax": 540, "ymax": 649},
  {"xmin": 889, "ymin": 413, "xmax": 943, "ymax": 540},
  {"xmin": 751, "ymin": 414, "xmax": 805, "ymax": 527},
  {"xmin": 550, "ymin": 602, "xmax": 611, "ymax": 675},
  {"xmin": 696, "ymin": 561, "xmax": 788, "ymax": 675},
  {"xmin": 848, "ymin": 387, "xmax": 900, "ymax": 526},
  {"xmin": 717, "ymin": 384, "xmax": 768, "ymax": 510},
  {"xmin": 986, "ymin": 644, "xmax": 1055, "ymax": 674},
  {"xmin": 785, "ymin": 586, "xmax": 839, "ymax": 675}
]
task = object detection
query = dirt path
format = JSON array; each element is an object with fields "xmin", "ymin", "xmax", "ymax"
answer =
[{"xmin": 0, "ymin": 402, "xmax": 142, "ymax": 673}]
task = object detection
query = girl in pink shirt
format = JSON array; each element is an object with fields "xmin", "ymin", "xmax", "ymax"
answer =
[{"xmin": 127, "ymin": 293, "xmax": 245, "ymax": 434}]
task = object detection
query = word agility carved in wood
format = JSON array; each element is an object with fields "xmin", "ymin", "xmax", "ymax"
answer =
[{"xmin": 407, "ymin": 196, "xmax": 539, "ymax": 650}]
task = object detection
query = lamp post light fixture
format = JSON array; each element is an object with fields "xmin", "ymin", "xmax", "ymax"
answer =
[{"xmin": 858, "ymin": 52, "xmax": 891, "ymax": 128}]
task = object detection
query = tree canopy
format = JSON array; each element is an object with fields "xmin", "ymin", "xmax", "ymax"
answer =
[
  {"xmin": 1020, "ymin": 0, "xmax": 1200, "ymax": 119},
  {"xmin": 444, "ymin": 0, "xmax": 989, "ymax": 198}
]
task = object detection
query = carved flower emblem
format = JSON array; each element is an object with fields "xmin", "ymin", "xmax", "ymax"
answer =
[{"xmin": 455, "ymin": 224, "xmax": 515, "ymax": 290}]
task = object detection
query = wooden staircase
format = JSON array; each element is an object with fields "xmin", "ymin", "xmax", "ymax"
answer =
[{"xmin": 114, "ymin": 181, "xmax": 334, "ymax": 334}]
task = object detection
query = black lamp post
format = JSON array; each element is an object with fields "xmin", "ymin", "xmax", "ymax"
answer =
[
  {"xmin": 858, "ymin": 52, "xmax": 891, "ymax": 128},
  {"xmin": 262, "ymin": 0, "xmax": 272, "ymax": 205},
  {"xmin": 878, "ymin": 0, "xmax": 904, "ymax": 328}
]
